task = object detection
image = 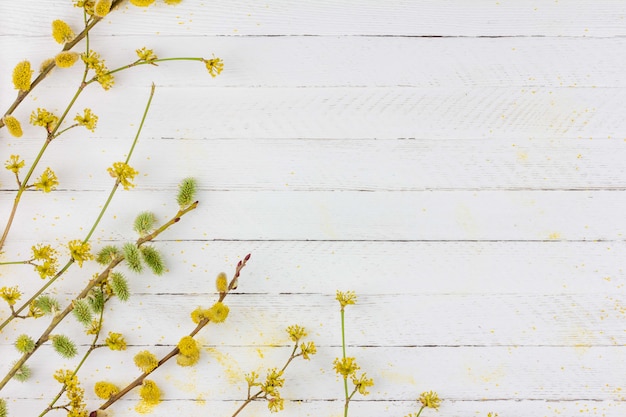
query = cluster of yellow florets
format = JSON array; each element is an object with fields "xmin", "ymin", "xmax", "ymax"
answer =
[
  {"xmin": 32, "ymin": 243, "xmax": 59, "ymax": 279},
  {"xmin": 134, "ymin": 350, "xmax": 159, "ymax": 373},
  {"xmin": 81, "ymin": 51, "xmax": 114, "ymax": 90},
  {"xmin": 176, "ymin": 335, "xmax": 200, "ymax": 366},
  {"xmin": 33, "ymin": 167, "xmax": 59, "ymax": 193},
  {"xmin": 94, "ymin": 381, "xmax": 119, "ymax": 399},
  {"xmin": 52, "ymin": 19, "xmax": 75, "ymax": 44},
  {"xmin": 12, "ymin": 60, "xmax": 32, "ymax": 91},
  {"xmin": 107, "ymin": 162, "xmax": 139, "ymax": 190},
  {"xmin": 55, "ymin": 51, "xmax": 80, "ymax": 68},
  {"xmin": 5, "ymin": 155, "xmax": 25, "ymax": 175},
  {"xmin": 74, "ymin": 108, "xmax": 98, "ymax": 131},
  {"xmin": 68, "ymin": 240, "xmax": 94, "ymax": 267},
  {"xmin": 105, "ymin": 332, "xmax": 127, "ymax": 351},
  {"xmin": 3, "ymin": 116, "xmax": 23, "ymax": 137},
  {"xmin": 30, "ymin": 108, "xmax": 59, "ymax": 131},
  {"xmin": 0, "ymin": 286, "xmax": 21, "ymax": 306},
  {"xmin": 53, "ymin": 369, "xmax": 88, "ymax": 417}
]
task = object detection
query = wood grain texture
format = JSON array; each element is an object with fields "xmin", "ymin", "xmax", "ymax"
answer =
[{"xmin": 1, "ymin": 1, "xmax": 624, "ymax": 416}]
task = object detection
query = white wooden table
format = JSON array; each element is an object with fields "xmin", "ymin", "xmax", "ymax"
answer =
[{"xmin": 1, "ymin": 1, "xmax": 625, "ymax": 416}]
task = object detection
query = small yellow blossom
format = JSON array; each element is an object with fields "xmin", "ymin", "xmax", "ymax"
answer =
[
  {"xmin": 3, "ymin": 116, "xmax": 23, "ymax": 137},
  {"xmin": 207, "ymin": 301, "xmax": 229, "ymax": 323},
  {"xmin": 32, "ymin": 244, "xmax": 57, "ymax": 261},
  {"xmin": 190, "ymin": 306, "xmax": 211, "ymax": 324},
  {"xmin": 94, "ymin": 381, "xmax": 119, "ymax": 399},
  {"xmin": 105, "ymin": 332, "xmax": 127, "ymax": 351},
  {"xmin": 300, "ymin": 341, "xmax": 316, "ymax": 360},
  {"xmin": 177, "ymin": 336, "xmax": 200, "ymax": 356},
  {"xmin": 30, "ymin": 108, "xmax": 58, "ymax": 130},
  {"xmin": 35, "ymin": 260, "xmax": 58, "ymax": 279},
  {"xmin": 82, "ymin": 51, "xmax": 114, "ymax": 90},
  {"xmin": 28, "ymin": 301, "xmax": 45, "ymax": 318},
  {"xmin": 333, "ymin": 357, "xmax": 359, "ymax": 378},
  {"xmin": 86, "ymin": 320, "xmax": 101, "ymax": 335},
  {"xmin": 12, "ymin": 60, "xmax": 32, "ymax": 91},
  {"xmin": 286, "ymin": 324, "xmax": 307, "ymax": 342},
  {"xmin": 245, "ymin": 371, "xmax": 259, "ymax": 386},
  {"xmin": 134, "ymin": 350, "xmax": 159, "ymax": 373},
  {"xmin": 352, "ymin": 372, "xmax": 374, "ymax": 395},
  {"xmin": 164, "ymin": 0, "xmax": 182, "ymax": 4},
  {"xmin": 53, "ymin": 369, "xmax": 88, "ymax": 416},
  {"xmin": 51, "ymin": 20, "xmax": 75, "ymax": 44},
  {"xmin": 203, "ymin": 56, "xmax": 224, "ymax": 78},
  {"xmin": 33, "ymin": 167, "xmax": 59, "ymax": 193},
  {"xmin": 0, "ymin": 286, "xmax": 21, "ymax": 306},
  {"xmin": 74, "ymin": 108, "xmax": 98, "ymax": 131},
  {"xmin": 94, "ymin": 0, "xmax": 112, "ymax": 17},
  {"xmin": 176, "ymin": 335, "xmax": 201, "ymax": 366},
  {"xmin": 5, "ymin": 155, "xmax": 25, "ymax": 174},
  {"xmin": 419, "ymin": 391, "xmax": 441, "ymax": 410},
  {"xmin": 268, "ymin": 396, "xmax": 284, "ymax": 413},
  {"xmin": 68, "ymin": 240, "xmax": 94, "ymax": 267},
  {"xmin": 107, "ymin": 162, "xmax": 138, "ymax": 190},
  {"xmin": 130, "ymin": 0, "xmax": 156, "ymax": 6},
  {"xmin": 336, "ymin": 290, "xmax": 357, "ymax": 308},
  {"xmin": 261, "ymin": 368, "xmax": 285, "ymax": 397},
  {"xmin": 487, "ymin": 413, "xmax": 499, "ymax": 417},
  {"xmin": 55, "ymin": 51, "xmax": 79, "ymax": 68},
  {"xmin": 215, "ymin": 272, "xmax": 228, "ymax": 292},
  {"xmin": 136, "ymin": 47, "xmax": 158, "ymax": 61},
  {"xmin": 139, "ymin": 379, "xmax": 161, "ymax": 404}
]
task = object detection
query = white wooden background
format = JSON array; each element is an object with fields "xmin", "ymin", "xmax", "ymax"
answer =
[{"xmin": 1, "ymin": 1, "xmax": 626, "ymax": 416}]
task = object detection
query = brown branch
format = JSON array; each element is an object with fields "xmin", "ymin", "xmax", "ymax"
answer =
[{"xmin": 97, "ymin": 253, "xmax": 251, "ymax": 411}]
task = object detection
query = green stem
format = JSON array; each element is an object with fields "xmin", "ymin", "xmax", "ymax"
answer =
[
  {"xmin": 341, "ymin": 308, "xmax": 349, "ymax": 417},
  {"xmin": 415, "ymin": 406, "xmax": 426, "ymax": 417},
  {"xmin": 86, "ymin": 57, "xmax": 205, "ymax": 85}
]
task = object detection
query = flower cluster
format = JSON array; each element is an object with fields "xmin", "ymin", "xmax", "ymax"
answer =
[
  {"xmin": 52, "ymin": 19, "xmax": 75, "ymax": 44},
  {"xmin": 105, "ymin": 332, "xmax": 127, "ymax": 351},
  {"xmin": 12, "ymin": 60, "xmax": 32, "ymax": 91},
  {"xmin": 203, "ymin": 56, "xmax": 224, "ymax": 78},
  {"xmin": 107, "ymin": 162, "xmax": 138, "ymax": 190},
  {"xmin": 404, "ymin": 391, "xmax": 441, "ymax": 416},
  {"xmin": 53, "ymin": 369, "xmax": 88, "ymax": 417},
  {"xmin": 74, "ymin": 108, "xmax": 98, "ymax": 131},
  {"xmin": 139, "ymin": 379, "xmax": 161, "ymax": 406},
  {"xmin": 82, "ymin": 50, "xmax": 114, "ymax": 90},
  {"xmin": 176, "ymin": 335, "xmax": 200, "ymax": 366},
  {"xmin": 68, "ymin": 240, "xmax": 94, "ymax": 267},
  {"xmin": 30, "ymin": 108, "xmax": 59, "ymax": 131},
  {"xmin": 336, "ymin": 290, "xmax": 357, "ymax": 308},
  {"xmin": 134, "ymin": 350, "xmax": 159, "ymax": 373},
  {"xmin": 32, "ymin": 243, "xmax": 59, "ymax": 279},
  {"xmin": 3, "ymin": 116, "xmax": 23, "ymax": 137},
  {"xmin": 33, "ymin": 167, "xmax": 59, "ymax": 193},
  {"xmin": 94, "ymin": 381, "xmax": 119, "ymax": 399},
  {"xmin": 0, "ymin": 286, "xmax": 22, "ymax": 306},
  {"xmin": 5, "ymin": 155, "xmax": 25, "ymax": 175},
  {"xmin": 136, "ymin": 47, "xmax": 158, "ymax": 62},
  {"xmin": 55, "ymin": 51, "xmax": 80, "ymax": 68}
]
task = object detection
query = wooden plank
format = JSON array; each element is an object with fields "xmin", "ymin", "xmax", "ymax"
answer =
[
  {"xmin": 2, "ymin": 1, "xmax": 626, "ymax": 37},
  {"xmin": 2, "ymin": 36, "xmax": 626, "ymax": 88},
  {"xmin": 3, "ymin": 136, "xmax": 626, "ymax": 192},
  {"xmin": 2, "ymin": 86, "xmax": 625, "ymax": 140},
  {"xmin": 1, "ymin": 345, "xmax": 624, "ymax": 403},
  {"xmin": 0, "ymin": 189, "xmax": 624, "ymax": 242},
  {"xmin": 3, "ymin": 292, "xmax": 623, "ymax": 347},
  {"xmin": 3, "ymin": 398, "xmax": 626, "ymax": 417}
]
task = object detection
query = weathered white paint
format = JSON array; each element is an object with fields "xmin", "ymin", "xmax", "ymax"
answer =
[{"xmin": 1, "ymin": 1, "xmax": 624, "ymax": 416}]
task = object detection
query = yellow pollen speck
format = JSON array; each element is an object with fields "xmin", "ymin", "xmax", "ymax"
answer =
[{"xmin": 548, "ymin": 232, "xmax": 561, "ymax": 240}]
